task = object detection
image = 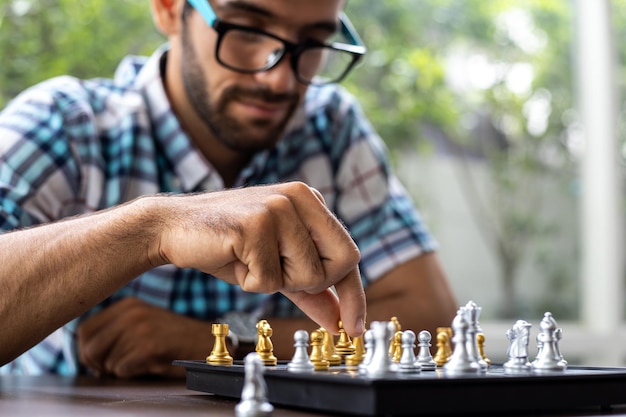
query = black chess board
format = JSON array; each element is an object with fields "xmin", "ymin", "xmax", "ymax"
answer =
[{"xmin": 173, "ymin": 360, "xmax": 626, "ymax": 416}]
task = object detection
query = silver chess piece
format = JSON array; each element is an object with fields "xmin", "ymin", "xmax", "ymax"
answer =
[
  {"xmin": 554, "ymin": 327, "xmax": 568, "ymax": 367},
  {"xmin": 366, "ymin": 321, "xmax": 395, "ymax": 377},
  {"xmin": 287, "ymin": 330, "xmax": 314, "ymax": 373},
  {"xmin": 415, "ymin": 330, "xmax": 437, "ymax": 371},
  {"xmin": 358, "ymin": 330, "xmax": 374, "ymax": 373},
  {"xmin": 464, "ymin": 301, "xmax": 488, "ymax": 372},
  {"xmin": 443, "ymin": 307, "xmax": 480, "ymax": 373},
  {"xmin": 503, "ymin": 320, "xmax": 532, "ymax": 373},
  {"xmin": 235, "ymin": 353, "xmax": 274, "ymax": 417},
  {"xmin": 398, "ymin": 330, "xmax": 421, "ymax": 373},
  {"xmin": 532, "ymin": 312, "xmax": 567, "ymax": 372}
]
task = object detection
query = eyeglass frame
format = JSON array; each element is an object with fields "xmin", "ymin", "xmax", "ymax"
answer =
[{"xmin": 185, "ymin": 0, "xmax": 367, "ymax": 85}]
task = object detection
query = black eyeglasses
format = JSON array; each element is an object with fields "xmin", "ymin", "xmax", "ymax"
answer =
[{"xmin": 186, "ymin": 0, "xmax": 366, "ymax": 85}]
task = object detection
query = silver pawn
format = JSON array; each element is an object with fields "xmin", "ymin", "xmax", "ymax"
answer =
[
  {"xmin": 235, "ymin": 353, "xmax": 274, "ymax": 417},
  {"xmin": 287, "ymin": 330, "xmax": 314, "ymax": 372},
  {"xmin": 415, "ymin": 330, "xmax": 437, "ymax": 371},
  {"xmin": 398, "ymin": 330, "xmax": 421, "ymax": 373}
]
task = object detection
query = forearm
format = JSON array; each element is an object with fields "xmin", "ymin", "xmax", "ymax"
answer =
[
  {"xmin": 365, "ymin": 290, "xmax": 454, "ymax": 339},
  {"xmin": 364, "ymin": 253, "xmax": 458, "ymax": 338},
  {"xmin": 0, "ymin": 197, "xmax": 162, "ymax": 365},
  {"xmin": 0, "ymin": 182, "xmax": 367, "ymax": 371}
]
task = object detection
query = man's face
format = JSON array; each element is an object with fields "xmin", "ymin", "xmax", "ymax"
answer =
[{"xmin": 180, "ymin": 0, "xmax": 344, "ymax": 155}]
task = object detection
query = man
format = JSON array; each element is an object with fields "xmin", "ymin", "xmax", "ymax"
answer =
[{"xmin": 0, "ymin": 0, "xmax": 457, "ymax": 378}]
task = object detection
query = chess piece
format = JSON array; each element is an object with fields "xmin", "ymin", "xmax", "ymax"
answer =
[
  {"xmin": 345, "ymin": 334, "xmax": 365, "ymax": 367},
  {"xmin": 391, "ymin": 331, "xmax": 403, "ymax": 363},
  {"xmin": 415, "ymin": 330, "xmax": 437, "ymax": 371},
  {"xmin": 287, "ymin": 330, "xmax": 314, "ymax": 373},
  {"xmin": 235, "ymin": 353, "xmax": 273, "ymax": 417},
  {"xmin": 464, "ymin": 301, "xmax": 488, "ymax": 372},
  {"xmin": 320, "ymin": 327, "xmax": 342, "ymax": 366},
  {"xmin": 433, "ymin": 328, "xmax": 452, "ymax": 366},
  {"xmin": 476, "ymin": 333, "xmax": 491, "ymax": 368},
  {"xmin": 443, "ymin": 308, "xmax": 480, "ymax": 373},
  {"xmin": 358, "ymin": 330, "xmax": 374, "ymax": 373},
  {"xmin": 309, "ymin": 329, "xmax": 330, "ymax": 371},
  {"xmin": 532, "ymin": 312, "xmax": 567, "ymax": 372},
  {"xmin": 503, "ymin": 320, "xmax": 532, "ymax": 373},
  {"xmin": 207, "ymin": 323, "xmax": 234, "ymax": 365},
  {"xmin": 335, "ymin": 321, "xmax": 356, "ymax": 357},
  {"xmin": 398, "ymin": 330, "xmax": 421, "ymax": 373},
  {"xmin": 255, "ymin": 320, "xmax": 278, "ymax": 366},
  {"xmin": 389, "ymin": 316, "xmax": 402, "ymax": 357},
  {"xmin": 366, "ymin": 321, "xmax": 395, "ymax": 377},
  {"xmin": 554, "ymin": 327, "xmax": 568, "ymax": 367}
]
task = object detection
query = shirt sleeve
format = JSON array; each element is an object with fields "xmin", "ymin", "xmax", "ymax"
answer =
[{"xmin": 0, "ymin": 77, "xmax": 86, "ymax": 231}]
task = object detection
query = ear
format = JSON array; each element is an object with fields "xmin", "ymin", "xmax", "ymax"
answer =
[{"xmin": 151, "ymin": 0, "xmax": 186, "ymax": 36}]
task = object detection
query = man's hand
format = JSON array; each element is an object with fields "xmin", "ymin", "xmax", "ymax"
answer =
[
  {"xmin": 0, "ymin": 181, "xmax": 365, "ymax": 366},
  {"xmin": 77, "ymin": 298, "xmax": 210, "ymax": 378},
  {"xmin": 149, "ymin": 182, "xmax": 366, "ymax": 337}
]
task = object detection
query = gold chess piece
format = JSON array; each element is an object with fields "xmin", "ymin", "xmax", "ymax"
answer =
[
  {"xmin": 433, "ymin": 327, "xmax": 453, "ymax": 366},
  {"xmin": 206, "ymin": 323, "xmax": 233, "ymax": 365},
  {"xmin": 477, "ymin": 332, "xmax": 491, "ymax": 368},
  {"xmin": 319, "ymin": 327, "xmax": 342, "ymax": 366},
  {"xmin": 389, "ymin": 316, "xmax": 402, "ymax": 356},
  {"xmin": 309, "ymin": 329, "xmax": 330, "ymax": 370},
  {"xmin": 335, "ymin": 321, "xmax": 356, "ymax": 357},
  {"xmin": 345, "ymin": 334, "xmax": 365, "ymax": 366},
  {"xmin": 255, "ymin": 319, "xmax": 278, "ymax": 366},
  {"xmin": 391, "ymin": 330, "xmax": 403, "ymax": 363}
]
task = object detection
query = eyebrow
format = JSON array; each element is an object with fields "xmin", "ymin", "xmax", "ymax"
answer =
[{"xmin": 217, "ymin": 0, "xmax": 339, "ymax": 33}]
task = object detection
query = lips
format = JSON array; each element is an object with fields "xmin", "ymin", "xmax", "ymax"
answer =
[{"xmin": 236, "ymin": 98, "xmax": 289, "ymax": 120}]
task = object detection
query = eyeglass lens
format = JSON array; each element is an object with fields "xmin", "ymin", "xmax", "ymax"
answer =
[{"xmin": 218, "ymin": 28, "xmax": 355, "ymax": 84}]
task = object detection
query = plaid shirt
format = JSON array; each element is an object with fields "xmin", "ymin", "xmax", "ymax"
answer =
[{"xmin": 0, "ymin": 45, "xmax": 436, "ymax": 375}]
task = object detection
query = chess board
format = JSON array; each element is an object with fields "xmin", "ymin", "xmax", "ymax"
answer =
[{"xmin": 173, "ymin": 360, "xmax": 626, "ymax": 416}]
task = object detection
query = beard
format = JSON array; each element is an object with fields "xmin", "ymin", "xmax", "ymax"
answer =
[{"xmin": 180, "ymin": 26, "xmax": 300, "ymax": 155}]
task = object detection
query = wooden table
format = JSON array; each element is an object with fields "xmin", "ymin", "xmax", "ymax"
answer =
[{"xmin": 0, "ymin": 374, "xmax": 312, "ymax": 416}]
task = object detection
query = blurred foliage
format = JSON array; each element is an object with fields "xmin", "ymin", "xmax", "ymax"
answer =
[
  {"xmin": 344, "ymin": 0, "xmax": 581, "ymax": 317},
  {"xmin": 0, "ymin": 0, "xmax": 163, "ymax": 108}
]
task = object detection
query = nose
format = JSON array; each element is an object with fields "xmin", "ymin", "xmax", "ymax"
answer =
[{"xmin": 253, "ymin": 52, "xmax": 298, "ymax": 93}]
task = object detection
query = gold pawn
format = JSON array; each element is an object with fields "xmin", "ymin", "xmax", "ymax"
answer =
[
  {"xmin": 206, "ymin": 323, "xmax": 233, "ymax": 365},
  {"xmin": 388, "ymin": 316, "xmax": 402, "ymax": 357},
  {"xmin": 335, "ymin": 321, "xmax": 356, "ymax": 357},
  {"xmin": 320, "ymin": 327, "xmax": 342, "ymax": 366},
  {"xmin": 433, "ymin": 328, "xmax": 452, "ymax": 367},
  {"xmin": 344, "ymin": 334, "xmax": 365, "ymax": 366},
  {"xmin": 309, "ymin": 329, "xmax": 330, "ymax": 371},
  {"xmin": 255, "ymin": 319, "xmax": 278, "ymax": 366},
  {"xmin": 391, "ymin": 330, "xmax": 403, "ymax": 363},
  {"xmin": 477, "ymin": 332, "xmax": 491, "ymax": 368}
]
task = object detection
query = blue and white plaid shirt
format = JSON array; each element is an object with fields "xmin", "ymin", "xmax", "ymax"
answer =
[{"xmin": 0, "ymin": 45, "xmax": 436, "ymax": 375}]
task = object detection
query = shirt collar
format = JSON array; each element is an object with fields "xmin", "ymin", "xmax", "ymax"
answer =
[{"xmin": 115, "ymin": 45, "xmax": 218, "ymax": 192}]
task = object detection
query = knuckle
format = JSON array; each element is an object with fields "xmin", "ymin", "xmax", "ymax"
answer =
[
  {"xmin": 309, "ymin": 186, "xmax": 327, "ymax": 205},
  {"xmin": 264, "ymin": 193, "xmax": 294, "ymax": 213},
  {"xmin": 240, "ymin": 276, "xmax": 280, "ymax": 294},
  {"xmin": 284, "ymin": 180, "xmax": 310, "ymax": 194}
]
